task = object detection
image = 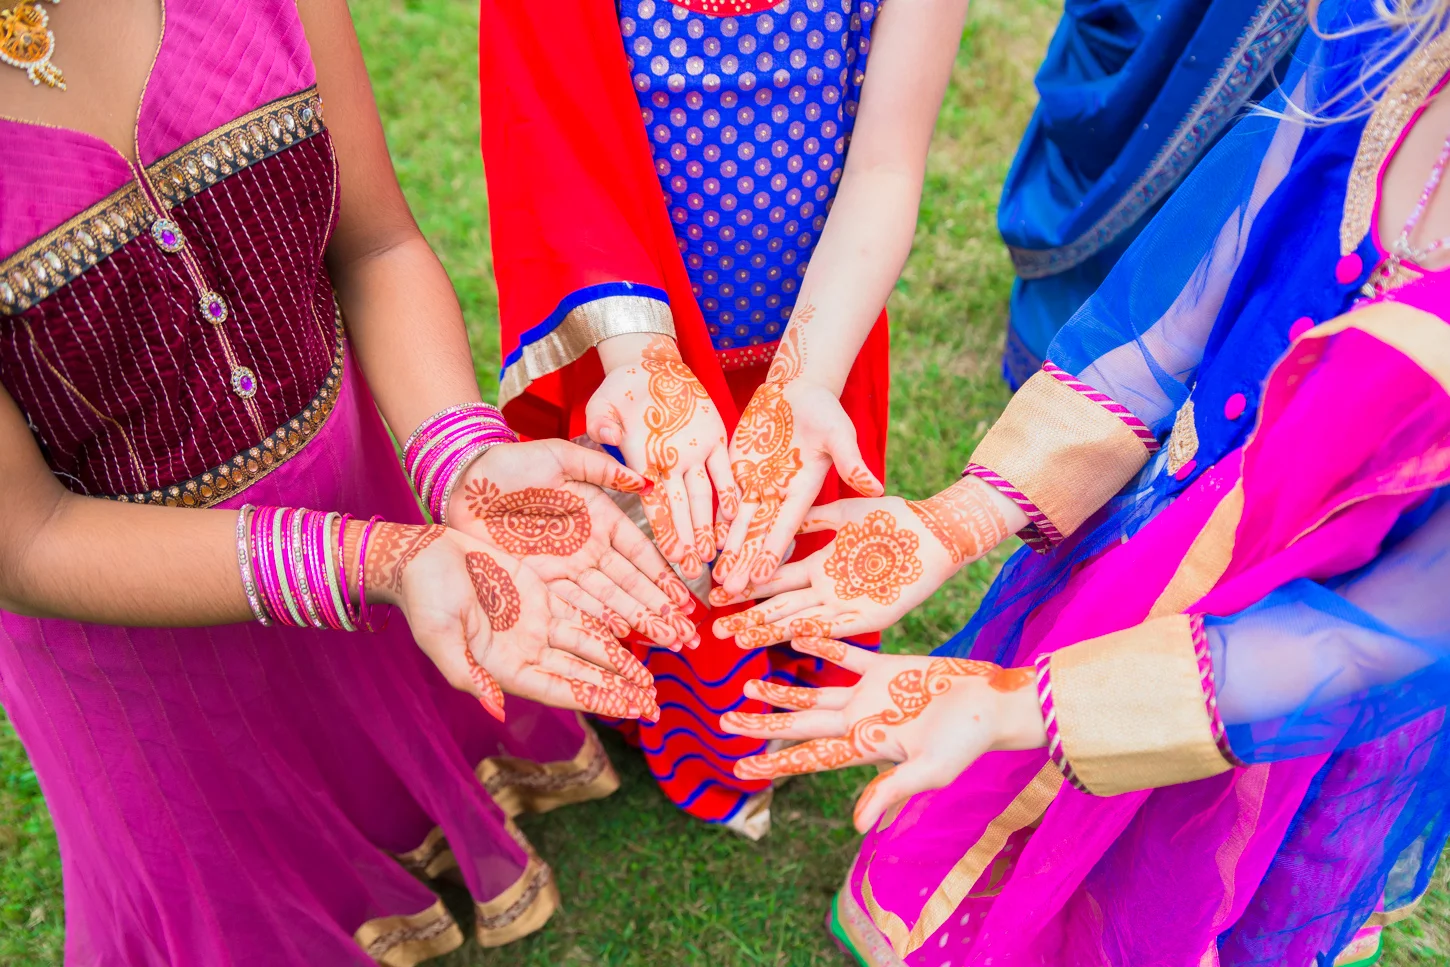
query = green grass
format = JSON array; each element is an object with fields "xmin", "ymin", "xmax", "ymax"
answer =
[{"xmin": 0, "ymin": 0, "xmax": 1446, "ymax": 963}]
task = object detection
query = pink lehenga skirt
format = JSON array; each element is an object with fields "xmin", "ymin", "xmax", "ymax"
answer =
[{"xmin": 0, "ymin": 349, "xmax": 616, "ymax": 966}]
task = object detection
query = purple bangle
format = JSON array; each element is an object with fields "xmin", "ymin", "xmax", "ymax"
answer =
[{"xmin": 1034, "ymin": 653, "xmax": 1087, "ymax": 793}]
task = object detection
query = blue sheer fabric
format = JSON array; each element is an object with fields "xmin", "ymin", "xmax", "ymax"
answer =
[
  {"xmin": 940, "ymin": 0, "xmax": 1450, "ymax": 957},
  {"xmin": 999, "ymin": 0, "xmax": 1308, "ymax": 387}
]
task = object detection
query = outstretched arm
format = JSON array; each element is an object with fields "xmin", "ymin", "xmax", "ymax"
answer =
[{"xmin": 715, "ymin": 0, "xmax": 976, "ymax": 593}]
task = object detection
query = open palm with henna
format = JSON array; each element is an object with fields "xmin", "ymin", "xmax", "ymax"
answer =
[
  {"xmin": 714, "ymin": 328, "xmax": 885, "ymax": 597},
  {"xmin": 366, "ymin": 522, "xmax": 660, "ymax": 725},
  {"xmin": 711, "ymin": 476, "xmax": 1011, "ymax": 649},
  {"xmin": 447, "ymin": 438, "xmax": 701, "ymax": 650},
  {"xmin": 585, "ymin": 335, "xmax": 736, "ymax": 581},
  {"xmin": 718, "ymin": 638, "xmax": 1045, "ymax": 832}
]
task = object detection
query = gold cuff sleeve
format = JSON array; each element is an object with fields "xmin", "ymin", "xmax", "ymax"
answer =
[
  {"xmin": 1049, "ymin": 614, "xmax": 1232, "ymax": 796},
  {"xmin": 968, "ymin": 371, "xmax": 1152, "ymax": 539},
  {"xmin": 498, "ymin": 294, "xmax": 675, "ymax": 408}
]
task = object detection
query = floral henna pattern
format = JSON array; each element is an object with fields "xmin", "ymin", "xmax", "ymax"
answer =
[
  {"xmin": 641, "ymin": 337, "xmax": 710, "ymax": 484},
  {"xmin": 906, "ymin": 478, "xmax": 1010, "ymax": 566},
  {"xmin": 465, "ymin": 552, "xmax": 521, "ymax": 632},
  {"xmin": 366, "ymin": 524, "xmax": 447, "ymax": 596},
  {"xmin": 732, "ymin": 657, "xmax": 1031, "ymax": 780},
  {"xmin": 750, "ymin": 680, "xmax": 819, "ymax": 709},
  {"xmin": 464, "ymin": 480, "xmax": 592, "ymax": 557},
  {"xmin": 601, "ymin": 607, "xmax": 633, "ymax": 639},
  {"xmin": 579, "ymin": 612, "xmax": 654, "ymax": 690},
  {"xmin": 725, "ymin": 710, "xmax": 800, "ymax": 732},
  {"xmin": 843, "ymin": 464, "xmax": 882, "ymax": 497},
  {"xmin": 723, "ymin": 326, "xmax": 807, "ymax": 583},
  {"xmin": 791, "ymin": 636, "xmax": 850, "ymax": 664},
  {"xmin": 822, "ymin": 510, "xmax": 923, "ymax": 607},
  {"xmin": 569, "ymin": 679, "xmax": 650, "ymax": 719}
]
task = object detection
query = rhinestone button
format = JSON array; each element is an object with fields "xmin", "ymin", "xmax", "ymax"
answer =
[
  {"xmin": 231, "ymin": 366, "xmax": 258, "ymax": 399},
  {"xmin": 200, "ymin": 292, "xmax": 229, "ymax": 326},
  {"xmin": 151, "ymin": 218, "xmax": 184, "ymax": 253}
]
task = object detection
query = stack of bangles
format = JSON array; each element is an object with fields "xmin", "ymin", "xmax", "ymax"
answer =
[
  {"xmin": 234, "ymin": 505, "xmax": 385, "ymax": 631},
  {"xmin": 402, "ymin": 402, "xmax": 518, "ymax": 522}
]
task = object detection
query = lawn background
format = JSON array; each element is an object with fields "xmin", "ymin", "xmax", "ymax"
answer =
[{"xmin": 1, "ymin": 0, "xmax": 1447, "ymax": 963}]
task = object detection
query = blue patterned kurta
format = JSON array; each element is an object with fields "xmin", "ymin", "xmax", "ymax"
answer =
[{"xmin": 619, "ymin": 0, "xmax": 877, "ymax": 355}]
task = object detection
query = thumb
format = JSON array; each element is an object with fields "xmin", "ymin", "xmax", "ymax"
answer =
[
  {"xmin": 560, "ymin": 441, "xmax": 651, "ymax": 494},
  {"xmin": 797, "ymin": 500, "xmax": 848, "ymax": 535},
  {"xmin": 828, "ymin": 425, "xmax": 884, "ymax": 497},
  {"xmin": 852, "ymin": 759, "xmax": 949, "ymax": 833},
  {"xmin": 585, "ymin": 393, "xmax": 627, "ymax": 449}
]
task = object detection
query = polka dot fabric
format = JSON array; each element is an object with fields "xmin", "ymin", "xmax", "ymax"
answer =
[{"xmin": 620, "ymin": 0, "xmax": 877, "ymax": 353}]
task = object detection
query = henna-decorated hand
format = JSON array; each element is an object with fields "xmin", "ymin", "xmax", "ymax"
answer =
[
  {"xmin": 711, "ymin": 476, "xmax": 1011, "ymax": 648},
  {"xmin": 714, "ymin": 325, "xmax": 884, "ymax": 597},
  {"xmin": 448, "ymin": 438, "xmax": 700, "ymax": 650},
  {"xmin": 359, "ymin": 521, "xmax": 660, "ymax": 723},
  {"xmin": 586, "ymin": 334, "xmax": 736, "ymax": 581},
  {"xmin": 718, "ymin": 638, "xmax": 1045, "ymax": 832}
]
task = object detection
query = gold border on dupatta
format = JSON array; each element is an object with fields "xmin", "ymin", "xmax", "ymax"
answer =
[
  {"xmin": 969, "ymin": 370, "xmax": 1152, "ymax": 539},
  {"xmin": 1341, "ymin": 31, "xmax": 1450, "ymax": 256},
  {"xmin": 354, "ymin": 898, "xmax": 465, "ymax": 967},
  {"xmin": 1049, "ymin": 614, "xmax": 1233, "ymax": 796},
  {"xmin": 497, "ymin": 295, "xmax": 675, "ymax": 409},
  {"xmin": 473, "ymin": 819, "xmax": 563, "ymax": 948},
  {"xmin": 478, "ymin": 715, "xmax": 621, "ymax": 817},
  {"xmin": 1150, "ymin": 480, "xmax": 1245, "ymax": 618},
  {"xmin": 0, "ymin": 87, "xmax": 326, "ymax": 315}
]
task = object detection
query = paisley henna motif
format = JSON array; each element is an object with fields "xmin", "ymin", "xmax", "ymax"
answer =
[
  {"xmin": 465, "ymin": 552, "xmax": 521, "ymax": 632},
  {"xmin": 907, "ymin": 477, "xmax": 1010, "ymax": 566},
  {"xmin": 641, "ymin": 336, "xmax": 710, "ymax": 483},
  {"xmin": 732, "ymin": 657, "xmax": 1030, "ymax": 780},
  {"xmin": 465, "ymin": 480, "xmax": 592, "ymax": 557},
  {"xmin": 822, "ymin": 510, "xmax": 923, "ymax": 607},
  {"xmin": 366, "ymin": 524, "xmax": 447, "ymax": 595}
]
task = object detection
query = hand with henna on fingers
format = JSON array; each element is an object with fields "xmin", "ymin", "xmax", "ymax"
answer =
[
  {"xmin": 714, "ymin": 323, "xmax": 885, "ymax": 598},
  {"xmin": 718, "ymin": 637, "xmax": 1045, "ymax": 832},
  {"xmin": 447, "ymin": 437, "xmax": 701, "ymax": 650},
  {"xmin": 711, "ymin": 475, "xmax": 1021, "ymax": 649},
  {"xmin": 585, "ymin": 333, "xmax": 736, "ymax": 582},
  {"xmin": 354, "ymin": 520, "xmax": 660, "ymax": 723}
]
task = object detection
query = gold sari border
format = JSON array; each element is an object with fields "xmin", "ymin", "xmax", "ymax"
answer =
[
  {"xmin": 354, "ymin": 898, "xmax": 464, "ymax": 967},
  {"xmin": 969, "ymin": 369, "xmax": 1153, "ymax": 541},
  {"xmin": 0, "ymin": 87, "xmax": 325, "ymax": 315},
  {"xmin": 478, "ymin": 715, "xmax": 620, "ymax": 817},
  {"xmin": 897, "ymin": 761, "xmax": 1063, "ymax": 956},
  {"xmin": 475, "ymin": 820, "xmax": 562, "ymax": 947},
  {"xmin": 835, "ymin": 860, "xmax": 908, "ymax": 967},
  {"xmin": 1149, "ymin": 480, "xmax": 1245, "ymax": 618},
  {"xmin": 1336, "ymin": 301, "xmax": 1450, "ymax": 393},
  {"xmin": 1342, "ymin": 31, "xmax": 1450, "ymax": 256},
  {"xmin": 108, "ymin": 307, "xmax": 346, "ymax": 508},
  {"xmin": 1050, "ymin": 614, "xmax": 1234, "ymax": 796},
  {"xmin": 498, "ymin": 290, "xmax": 674, "ymax": 409}
]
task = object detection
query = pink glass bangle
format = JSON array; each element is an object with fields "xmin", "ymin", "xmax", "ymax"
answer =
[
  {"xmin": 1034, "ymin": 653, "xmax": 1088, "ymax": 793},
  {"xmin": 405, "ymin": 409, "xmax": 505, "ymax": 480},
  {"xmin": 402, "ymin": 402, "xmax": 504, "ymax": 465},
  {"xmin": 415, "ymin": 427, "xmax": 516, "ymax": 511},
  {"xmin": 355, "ymin": 515, "xmax": 386, "ymax": 633},
  {"xmin": 290, "ymin": 509, "xmax": 324, "ymax": 629},
  {"xmin": 319, "ymin": 512, "xmax": 354, "ymax": 632},
  {"xmin": 302, "ymin": 511, "xmax": 340, "ymax": 631},
  {"xmin": 336, "ymin": 512, "xmax": 360, "ymax": 629}
]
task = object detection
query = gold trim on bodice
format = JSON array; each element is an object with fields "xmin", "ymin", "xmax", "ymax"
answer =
[
  {"xmin": 110, "ymin": 305, "xmax": 346, "ymax": 508},
  {"xmin": 1341, "ymin": 32, "xmax": 1450, "ymax": 257},
  {"xmin": 0, "ymin": 87, "xmax": 325, "ymax": 315}
]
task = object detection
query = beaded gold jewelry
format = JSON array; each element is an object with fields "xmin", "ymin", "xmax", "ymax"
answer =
[{"xmin": 0, "ymin": 0, "xmax": 65, "ymax": 90}]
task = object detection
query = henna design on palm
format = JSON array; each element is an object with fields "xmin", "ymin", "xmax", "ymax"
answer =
[
  {"xmin": 462, "ymin": 641, "xmax": 507, "ymax": 723},
  {"xmin": 821, "ymin": 510, "xmax": 923, "ymax": 607},
  {"xmin": 464, "ymin": 479, "xmax": 592, "ymax": 557},
  {"xmin": 640, "ymin": 337, "xmax": 712, "ymax": 569},
  {"xmin": 465, "ymin": 551, "xmax": 521, "ymax": 632}
]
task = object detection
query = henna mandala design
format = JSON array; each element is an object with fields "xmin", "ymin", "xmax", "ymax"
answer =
[
  {"xmin": 733, "ymin": 657, "xmax": 1025, "ymax": 781},
  {"xmin": 366, "ymin": 524, "xmax": 447, "ymax": 595},
  {"xmin": 751, "ymin": 681, "xmax": 819, "ymax": 709},
  {"xmin": 907, "ymin": 478, "xmax": 1010, "ymax": 566},
  {"xmin": 641, "ymin": 337, "xmax": 709, "ymax": 482},
  {"xmin": 465, "ymin": 552, "xmax": 521, "ymax": 632},
  {"xmin": 465, "ymin": 479, "xmax": 592, "ymax": 557},
  {"xmin": 822, "ymin": 511, "xmax": 923, "ymax": 606}
]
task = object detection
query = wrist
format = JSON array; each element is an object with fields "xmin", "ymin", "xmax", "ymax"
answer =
[
  {"xmin": 994, "ymin": 683, "xmax": 1048, "ymax": 751},
  {"xmin": 345, "ymin": 518, "xmax": 401, "ymax": 607},
  {"xmin": 597, "ymin": 331, "xmax": 670, "ymax": 373}
]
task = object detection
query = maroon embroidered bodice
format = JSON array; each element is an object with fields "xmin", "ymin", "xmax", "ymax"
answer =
[{"xmin": 0, "ymin": 3, "xmax": 342, "ymax": 507}]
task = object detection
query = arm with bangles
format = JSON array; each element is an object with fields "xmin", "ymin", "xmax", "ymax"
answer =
[
  {"xmin": 0, "ymin": 386, "xmax": 658, "ymax": 724},
  {"xmin": 297, "ymin": 0, "xmax": 692, "ymax": 649},
  {"xmin": 712, "ymin": 0, "xmax": 976, "ymax": 595}
]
